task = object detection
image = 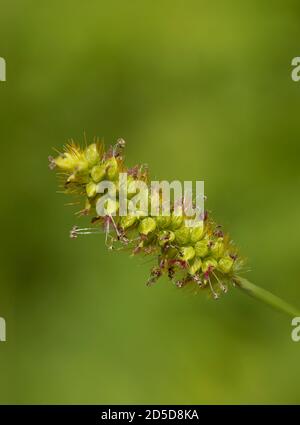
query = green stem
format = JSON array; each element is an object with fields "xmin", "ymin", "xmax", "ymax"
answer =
[{"xmin": 234, "ymin": 276, "xmax": 300, "ymax": 318}]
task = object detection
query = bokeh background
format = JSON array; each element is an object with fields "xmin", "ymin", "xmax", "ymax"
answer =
[{"xmin": 1, "ymin": 0, "xmax": 300, "ymax": 404}]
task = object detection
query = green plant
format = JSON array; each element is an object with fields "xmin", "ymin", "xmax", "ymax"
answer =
[{"xmin": 49, "ymin": 138, "xmax": 300, "ymax": 317}]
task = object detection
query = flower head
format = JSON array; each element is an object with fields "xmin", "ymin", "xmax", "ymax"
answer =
[{"xmin": 50, "ymin": 138, "xmax": 244, "ymax": 299}]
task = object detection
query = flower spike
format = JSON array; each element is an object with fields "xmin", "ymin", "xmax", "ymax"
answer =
[{"xmin": 50, "ymin": 138, "xmax": 300, "ymax": 317}]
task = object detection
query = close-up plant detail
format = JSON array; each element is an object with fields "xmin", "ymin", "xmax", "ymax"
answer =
[
  {"xmin": 49, "ymin": 139, "xmax": 299, "ymax": 318},
  {"xmin": 3, "ymin": 0, "xmax": 300, "ymax": 409}
]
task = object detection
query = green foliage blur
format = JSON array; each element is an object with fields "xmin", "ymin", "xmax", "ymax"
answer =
[{"xmin": 0, "ymin": 0, "xmax": 300, "ymax": 404}]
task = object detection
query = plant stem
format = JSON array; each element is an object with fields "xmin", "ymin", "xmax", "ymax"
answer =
[{"xmin": 234, "ymin": 276, "xmax": 300, "ymax": 318}]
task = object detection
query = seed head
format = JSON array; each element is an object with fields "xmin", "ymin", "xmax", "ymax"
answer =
[{"xmin": 50, "ymin": 138, "xmax": 245, "ymax": 299}]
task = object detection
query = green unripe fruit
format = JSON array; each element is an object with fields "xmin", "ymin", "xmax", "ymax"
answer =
[
  {"xmin": 158, "ymin": 230, "xmax": 175, "ymax": 247},
  {"xmin": 194, "ymin": 240, "xmax": 209, "ymax": 257},
  {"xmin": 179, "ymin": 246, "xmax": 195, "ymax": 262},
  {"xmin": 202, "ymin": 257, "xmax": 218, "ymax": 273},
  {"xmin": 211, "ymin": 238, "xmax": 225, "ymax": 258},
  {"xmin": 85, "ymin": 143, "xmax": 100, "ymax": 165},
  {"xmin": 86, "ymin": 181, "xmax": 97, "ymax": 198},
  {"xmin": 91, "ymin": 164, "xmax": 106, "ymax": 182},
  {"xmin": 120, "ymin": 215, "xmax": 137, "ymax": 230},
  {"xmin": 156, "ymin": 215, "xmax": 171, "ymax": 229},
  {"xmin": 139, "ymin": 217, "xmax": 156, "ymax": 235},
  {"xmin": 106, "ymin": 157, "xmax": 119, "ymax": 180},
  {"xmin": 218, "ymin": 256, "xmax": 234, "ymax": 274},
  {"xmin": 174, "ymin": 227, "xmax": 190, "ymax": 245},
  {"xmin": 165, "ymin": 246, "xmax": 178, "ymax": 259},
  {"xmin": 190, "ymin": 225, "xmax": 203, "ymax": 243},
  {"xmin": 170, "ymin": 214, "xmax": 183, "ymax": 230},
  {"xmin": 189, "ymin": 257, "xmax": 202, "ymax": 275}
]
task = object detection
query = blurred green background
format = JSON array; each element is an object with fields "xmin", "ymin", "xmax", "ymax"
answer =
[{"xmin": 1, "ymin": 0, "xmax": 300, "ymax": 404}]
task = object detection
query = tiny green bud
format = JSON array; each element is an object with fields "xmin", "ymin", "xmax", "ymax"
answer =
[
  {"xmin": 189, "ymin": 257, "xmax": 202, "ymax": 275},
  {"xmin": 158, "ymin": 230, "xmax": 175, "ymax": 246},
  {"xmin": 194, "ymin": 240, "xmax": 209, "ymax": 257},
  {"xmin": 174, "ymin": 227, "xmax": 190, "ymax": 245},
  {"xmin": 190, "ymin": 225, "xmax": 203, "ymax": 243},
  {"xmin": 202, "ymin": 257, "xmax": 218, "ymax": 273},
  {"xmin": 139, "ymin": 217, "xmax": 156, "ymax": 235},
  {"xmin": 106, "ymin": 157, "xmax": 119, "ymax": 180},
  {"xmin": 179, "ymin": 246, "xmax": 195, "ymax": 262},
  {"xmin": 91, "ymin": 164, "xmax": 106, "ymax": 183},
  {"xmin": 86, "ymin": 181, "xmax": 97, "ymax": 198},
  {"xmin": 120, "ymin": 215, "xmax": 137, "ymax": 230},
  {"xmin": 211, "ymin": 238, "xmax": 225, "ymax": 258},
  {"xmin": 218, "ymin": 256, "xmax": 234, "ymax": 274},
  {"xmin": 170, "ymin": 214, "xmax": 183, "ymax": 230},
  {"xmin": 85, "ymin": 143, "xmax": 100, "ymax": 165}
]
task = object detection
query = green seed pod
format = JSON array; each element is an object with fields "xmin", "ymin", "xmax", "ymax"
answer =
[
  {"xmin": 106, "ymin": 157, "xmax": 119, "ymax": 180},
  {"xmin": 211, "ymin": 238, "xmax": 225, "ymax": 258},
  {"xmin": 202, "ymin": 257, "xmax": 218, "ymax": 273},
  {"xmin": 91, "ymin": 164, "xmax": 106, "ymax": 183},
  {"xmin": 86, "ymin": 181, "xmax": 97, "ymax": 198},
  {"xmin": 85, "ymin": 143, "xmax": 100, "ymax": 166},
  {"xmin": 218, "ymin": 256, "xmax": 234, "ymax": 274},
  {"xmin": 174, "ymin": 227, "xmax": 190, "ymax": 245},
  {"xmin": 156, "ymin": 215, "xmax": 171, "ymax": 229},
  {"xmin": 120, "ymin": 215, "xmax": 137, "ymax": 230},
  {"xmin": 194, "ymin": 240, "xmax": 209, "ymax": 257},
  {"xmin": 189, "ymin": 257, "xmax": 202, "ymax": 275},
  {"xmin": 190, "ymin": 225, "xmax": 203, "ymax": 243},
  {"xmin": 139, "ymin": 217, "xmax": 156, "ymax": 235},
  {"xmin": 170, "ymin": 214, "xmax": 183, "ymax": 230},
  {"xmin": 158, "ymin": 230, "xmax": 175, "ymax": 247},
  {"xmin": 165, "ymin": 246, "xmax": 178, "ymax": 259},
  {"xmin": 179, "ymin": 246, "xmax": 195, "ymax": 262}
]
